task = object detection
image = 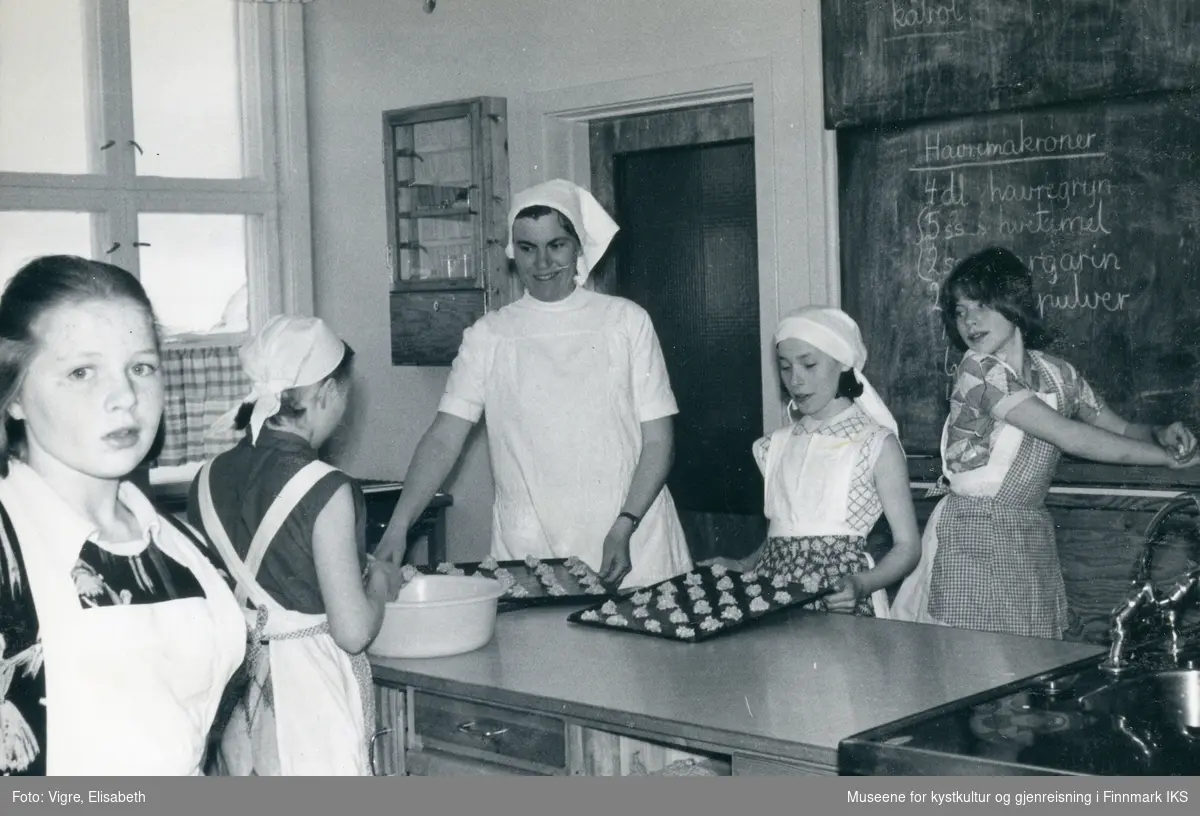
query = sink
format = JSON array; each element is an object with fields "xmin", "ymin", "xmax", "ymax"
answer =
[
  {"xmin": 1080, "ymin": 669, "xmax": 1200, "ymax": 737},
  {"xmin": 840, "ymin": 658, "xmax": 1200, "ymax": 775}
]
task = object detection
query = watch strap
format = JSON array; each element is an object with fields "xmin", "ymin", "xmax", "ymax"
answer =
[{"xmin": 617, "ymin": 511, "xmax": 642, "ymax": 531}]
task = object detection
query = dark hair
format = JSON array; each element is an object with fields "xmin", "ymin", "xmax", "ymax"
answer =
[
  {"xmin": 835, "ymin": 369, "xmax": 864, "ymax": 400},
  {"xmin": 513, "ymin": 205, "xmax": 581, "ymax": 245},
  {"xmin": 233, "ymin": 342, "xmax": 356, "ymax": 432},
  {"xmin": 0, "ymin": 255, "xmax": 161, "ymax": 476},
  {"xmin": 939, "ymin": 246, "xmax": 1047, "ymax": 351}
]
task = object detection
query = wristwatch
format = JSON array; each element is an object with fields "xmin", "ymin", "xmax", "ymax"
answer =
[{"xmin": 617, "ymin": 511, "xmax": 642, "ymax": 531}]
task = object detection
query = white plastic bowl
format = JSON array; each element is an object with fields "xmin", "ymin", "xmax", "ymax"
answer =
[{"xmin": 367, "ymin": 574, "xmax": 505, "ymax": 659}]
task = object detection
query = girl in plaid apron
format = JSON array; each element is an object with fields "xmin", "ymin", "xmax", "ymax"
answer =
[
  {"xmin": 748, "ymin": 308, "xmax": 921, "ymax": 617},
  {"xmin": 893, "ymin": 247, "xmax": 1198, "ymax": 638}
]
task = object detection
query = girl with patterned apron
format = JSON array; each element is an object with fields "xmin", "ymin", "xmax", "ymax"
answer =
[
  {"xmin": 750, "ymin": 308, "xmax": 921, "ymax": 617},
  {"xmin": 892, "ymin": 247, "xmax": 1198, "ymax": 638},
  {"xmin": 192, "ymin": 315, "xmax": 400, "ymax": 776},
  {"xmin": 0, "ymin": 254, "xmax": 246, "ymax": 775}
]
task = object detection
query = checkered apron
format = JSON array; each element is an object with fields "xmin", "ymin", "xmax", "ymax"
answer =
[{"xmin": 926, "ymin": 353, "xmax": 1071, "ymax": 639}]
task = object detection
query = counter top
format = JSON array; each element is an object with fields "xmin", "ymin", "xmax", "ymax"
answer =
[{"xmin": 370, "ymin": 605, "xmax": 1103, "ymax": 767}]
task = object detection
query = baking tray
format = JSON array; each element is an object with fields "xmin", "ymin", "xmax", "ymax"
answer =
[
  {"xmin": 565, "ymin": 564, "xmax": 835, "ymax": 642},
  {"xmin": 395, "ymin": 555, "xmax": 619, "ymax": 611}
]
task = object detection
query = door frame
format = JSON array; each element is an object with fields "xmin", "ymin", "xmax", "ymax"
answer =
[{"xmin": 512, "ymin": 55, "xmax": 838, "ymax": 434}]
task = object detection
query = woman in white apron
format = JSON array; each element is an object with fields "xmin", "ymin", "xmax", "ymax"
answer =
[
  {"xmin": 375, "ymin": 179, "xmax": 692, "ymax": 590},
  {"xmin": 892, "ymin": 247, "xmax": 1198, "ymax": 638},
  {"xmin": 188, "ymin": 315, "xmax": 402, "ymax": 775},
  {"xmin": 0, "ymin": 255, "xmax": 245, "ymax": 775},
  {"xmin": 738, "ymin": 307, "xmax": 920, "ymax": 616}
]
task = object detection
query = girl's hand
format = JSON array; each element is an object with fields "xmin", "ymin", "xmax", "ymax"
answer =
[
  {"xmin": 598, "ymin": 520, "xmax": 634, "ymax": 588},
  {"xmin": 365, "ymin": 557, "xmax": 404, "ymax": 602},
  {"xmin": 825, "ymin": 574, "xmax": 866, "ymax": 613},
  {"xmin": 1154, "ymin": 422, "xmax": 1198, "ymax": 461},
  {"xmin": 1165, "ymin": 446, "xmax": 1200, "ymax": 470}
]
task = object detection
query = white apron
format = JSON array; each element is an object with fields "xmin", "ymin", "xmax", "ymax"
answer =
[
  {"xmin": 761, "ymin": 425, "xmax": 891, "ymax": 618},
  {"xmin": 891, "ymin": 376, "xmax": 1059, "ymax": 625},
  {"xmin": 484, "ymin": 310, "xmax": 692, "ymax": 589},
  {"xmin": 0, "ymin": 463, "xmax": 246, "ymax": 775},
  {"xmin": 197, "ymin": 459, "xmax": 371, "ymax": 776}
]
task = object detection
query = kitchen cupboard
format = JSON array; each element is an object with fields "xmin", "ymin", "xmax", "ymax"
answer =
[
  {"xmin": 370, "ymin": 682, "xmax": 741, "ymax": 777},
  {"xmin": 383, "ymin": 97, "xmax": 511, "ymax": 367}
]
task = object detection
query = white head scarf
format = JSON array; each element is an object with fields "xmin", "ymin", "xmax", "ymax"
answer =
[
  {"xmin": 773, "ymin": 306, "xmax": 899, "ymax": 437},
  {"xmin": 504, "ymin": 179, "xmax": 619, "ymax": 288},
  {"xmin": 210, "ymin": 314, "xmax": 347, "ymax": 445}
]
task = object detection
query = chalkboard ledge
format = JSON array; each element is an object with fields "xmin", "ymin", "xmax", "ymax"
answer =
[{"xmin": 907, "ymin": 456, "xmax": 1200, "ymax": 492}]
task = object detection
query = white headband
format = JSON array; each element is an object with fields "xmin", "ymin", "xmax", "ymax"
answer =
[
  {"xmin": 210, "ymin": 314, "xmax": 346, "ymax": 444},
  {"xmin": 504, "ymin": 179, "xmax": 619, "ymax": 287},
  {"xmin": 774, "ymin": 307, "xmax": 899, "ymax": 437}
]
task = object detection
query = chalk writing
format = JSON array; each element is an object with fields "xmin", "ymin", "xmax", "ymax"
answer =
[
  {"xmin": 890, "ymin": 0, "xmax": 968, "ymax": 30},
  {"xmin": 988, "ymin": 173, "xmax": 1111, "ymax": 210},
  {"xmin": 908, "ymin": 122, "xmax": 1132, "ymax": 387},
  {"xmin": 1025, "ymin": 248, "xmax": 1122, "ymax": 286},
  {"xmin": 996, "ymin": 201, "xmax": 1113, "ymax": 238},
  {"xmin": 920, "ymin": 120, "xmax": 1100, "ymax": 167},
  {"xmin": 1038, "ymin": 271, "xmax": 1131, "ymax": 315}
]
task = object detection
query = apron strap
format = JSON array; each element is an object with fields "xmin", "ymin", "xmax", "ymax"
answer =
[
  {"xmin": 197, "ymin": 459, "xmax": 337, "ymax": 610},
  {"xmin": 242, "ymin": 460, "xmax": 338, "ymax": 598}
]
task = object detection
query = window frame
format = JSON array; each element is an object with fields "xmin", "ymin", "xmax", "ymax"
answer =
[{"xmin": 0, "ymin": 0, "xmax": 314, "ymax": 344}]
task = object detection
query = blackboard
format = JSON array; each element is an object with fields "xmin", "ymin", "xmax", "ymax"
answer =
[
  {"xmin": 822, "ymin": 0, "xmax": 1200, "ymax": 129},
  {"xmin": 838, "ymin": 91, "xmax": 1200, "ymax": 479}
]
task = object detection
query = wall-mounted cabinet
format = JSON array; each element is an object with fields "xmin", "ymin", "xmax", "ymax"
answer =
[{"xmin": 384, "ymin": 97, "xmax": 510, "ymax": 366}]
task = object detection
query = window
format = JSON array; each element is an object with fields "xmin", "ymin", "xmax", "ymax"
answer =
[
  {"xmin": 0, "ymin": 0, "xmax": 314, "ymax": 470},
  {"xmin": 0, "ymin": 0, "xmax": 313, "ymax": 340}
]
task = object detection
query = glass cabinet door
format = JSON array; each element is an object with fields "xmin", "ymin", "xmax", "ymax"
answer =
[{"xmin": 386, "ymin": 101, "xmax": 487, "ymax": 290}]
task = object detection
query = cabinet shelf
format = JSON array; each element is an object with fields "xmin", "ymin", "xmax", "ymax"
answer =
[{"xmin": 399, "ymin": 206, "xmax": 477, "ymax": 219}]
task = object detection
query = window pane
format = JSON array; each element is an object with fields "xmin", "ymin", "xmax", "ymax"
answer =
[
  {"xmin": 0, "ymin": 0, "xmax": 95, "ymax": 174},
  {"xmin": 0, "ymin": 211, "xmax": 94, "ymax": 291},
  {"xmin": 137, "ymin": 213, "xmax": 248, "ymax": 337},
  {"xmin": 128, "ymin": 0, "xmax": 244, "ymax": 178}
]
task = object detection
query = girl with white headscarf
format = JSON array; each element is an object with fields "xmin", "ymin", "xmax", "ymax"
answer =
[
  {"xmin": 377, "ymin": 179, "xmax": 693, "ymax": 590},
  {"xmin": 736, "ymin": 306, "xmax": 920, "ymax": 617},
  {"xmin": 188, "ymin": 315, "xmax": 403, "ymax": 775}
]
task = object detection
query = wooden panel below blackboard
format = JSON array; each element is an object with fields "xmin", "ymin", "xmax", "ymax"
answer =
[
  {"xmin": 839, "ymin": 90, "xmax": 1200, "ymax": 484},
  {"xmin": 822, "ymin": 0, "xmax": 1200, "ymax": 128}
]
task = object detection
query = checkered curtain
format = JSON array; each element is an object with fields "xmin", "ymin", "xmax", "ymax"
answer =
[{"xmin": 156, "ymin": 345, "xmax": 251, "ymax": 467}]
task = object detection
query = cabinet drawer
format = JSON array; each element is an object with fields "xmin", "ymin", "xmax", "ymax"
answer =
[
  {"xmin": 732, "ymin": 754, "xmax": 836, "ymax": 776},
  {"xmin": 412, "ymin": 691, "xmax": 566, "ymax": 771},
  {"xmin": 390, "ymin": 290, "xmax": 485, "ymax": 366},
  {"xmin": 406, "ymin": 748, "xmax": 542, "ymax": 777}
]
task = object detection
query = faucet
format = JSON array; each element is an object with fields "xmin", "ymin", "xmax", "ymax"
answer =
[
  {"xmin": 1102, "ymin": 494, "xmax": 1200, "ymax": 674},
  {"xmin": 1103, "ymin": 581, "xmax": 1160, "ymax": 674},
  {"xmin": 1157, "ymin": 565, "xmax": 1200, "ymax": 658}
]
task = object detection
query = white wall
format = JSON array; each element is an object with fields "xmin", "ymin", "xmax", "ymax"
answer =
[{"xmin": 303, "ymin": 0, "xmax": 834, "ymax": 559}]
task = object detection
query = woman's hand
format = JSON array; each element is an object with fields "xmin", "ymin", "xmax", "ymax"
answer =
[
  {"xmin": 372, "ymin": 531, "xmax": 407, "ymax": 566},
  {"xmin": 598, "ymin": 519, "xmax": 634, "ymax": 588},
  {"xmin": 1154, "ymin": 422, "xmax": 1198, "ymax": 461},
  {"xmin": 825, "ymin": 574, "xmax": 866, "ymax": 614}
]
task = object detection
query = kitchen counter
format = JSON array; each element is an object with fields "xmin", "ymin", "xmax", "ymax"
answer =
[{"xmin": 370, "ymin": 605, "xmax": 1102, "ymax": 770}]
